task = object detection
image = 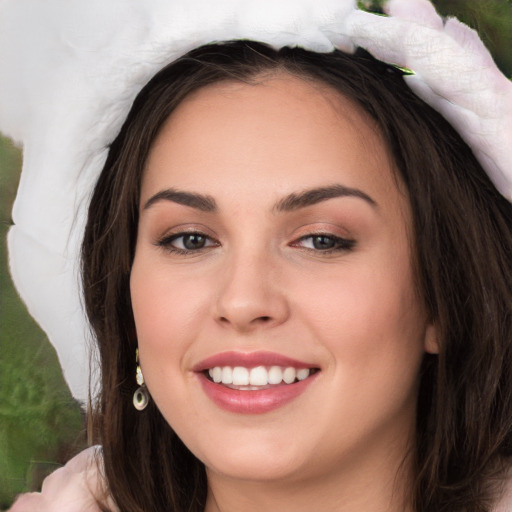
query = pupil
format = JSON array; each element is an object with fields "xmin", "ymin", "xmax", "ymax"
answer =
[
  {"xmin": 313, "ymin": 236, "xmax": 335, "ymax": 250},
  {"xmin": 184, "ymin": 234, "xmax": 205, "ymax": 250}
]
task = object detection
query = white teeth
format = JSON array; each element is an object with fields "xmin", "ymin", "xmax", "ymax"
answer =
[
  {"xmin": 268, "ymin": 366, "xmax": 283, "ymax": 384},
  {"xmin": 232, "ymin": 367, "xmax": 250, "ymax": 386},
  {"xmin": 249, "ymin": 366, "xmax": 268, "ymax": 386},
  {"xmin": 221, "ymin": 366, "xmax": 233, "ymax": 385},
  {"xmin": 296, "ymin": 368, "xmax": 310, "ymax": 381},
  {"xmin": 283, "ymin": 367, "xmax": 296, "ymax": 384},
  {"xmin": 207, "ymin": 365, "xmax": 313, "ymax": 386},
  {"xmin": 212, "ymin": 366, "xmax": 222, "ymax": 383}
]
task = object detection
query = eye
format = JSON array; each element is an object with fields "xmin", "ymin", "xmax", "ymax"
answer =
[
  {"xmin": 293, "ymin": 234, "xmax": 356, "ymax": 253},
  {"xmin": 156, "ymin": 232, "xmax": 218, "ymax": 254}
]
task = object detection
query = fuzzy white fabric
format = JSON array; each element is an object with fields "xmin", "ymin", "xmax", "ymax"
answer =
[{"xmin": 0, "ymin": 0, "xmax": 510, "ymax": 402}]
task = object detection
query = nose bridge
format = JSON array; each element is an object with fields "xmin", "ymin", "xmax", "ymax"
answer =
[{"xmin": 215, "ymin": 239, "xmax": 289, "ymax": 331}]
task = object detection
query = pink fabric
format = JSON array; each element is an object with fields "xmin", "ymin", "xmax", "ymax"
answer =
[
  {"xmin": 8, "ymin": 447, "xmax": 119, "ymax": 512},
  {"xmin": 386, "ymin": 0, "xmax": 442, "ymax": 30}
]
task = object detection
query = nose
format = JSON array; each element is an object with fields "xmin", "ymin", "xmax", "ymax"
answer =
[{"xmin": 214, "ymin": 250, "xmax": 290, "ymax": 333}]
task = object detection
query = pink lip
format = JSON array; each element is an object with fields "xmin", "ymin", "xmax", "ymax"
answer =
[
  {"xmin": 193, "ymin": 351, "xmax": 315, "ymax": 372},
  {"xmin": 193, "ymin": 351, "xmax": 320, "ymax": 414},
  {"xmin": 197, "ymin": 374, "xmax": 318, "ymax": 414}
]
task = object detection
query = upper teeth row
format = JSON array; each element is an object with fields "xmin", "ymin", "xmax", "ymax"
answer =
[{"xmin": 208, "ymin": 366, "xmax": 311, "ymax": 386}]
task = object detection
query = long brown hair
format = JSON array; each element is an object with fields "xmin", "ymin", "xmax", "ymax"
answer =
[{"xmin": 82, "ymin": 41, "xmax": 512, "ymax": 511}]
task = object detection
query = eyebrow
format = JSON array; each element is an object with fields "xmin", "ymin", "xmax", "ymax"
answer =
[
  {"xmin": 273, "ymin": 184, "xmax": 377, "ymax": 212},
  {"xmin": 143, "ymin": 183, "xmax": 377, "ymax": 213},
  {"xmin": 144, "ymin": 189, "xmax": 217, "ymax": 212}
]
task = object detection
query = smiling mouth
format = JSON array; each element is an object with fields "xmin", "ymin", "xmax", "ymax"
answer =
[
  {"xmin": 204, "ymin": 365, "xmax": 320, "ymax": 390},
  {"xmin": 196, "ymin": 354, "xmax": 321, "ymax": 413}
]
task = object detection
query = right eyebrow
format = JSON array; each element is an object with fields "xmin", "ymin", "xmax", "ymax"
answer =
[{"xmin": 143, "ymin": 188, "xmax": 218, "ymax": 212}]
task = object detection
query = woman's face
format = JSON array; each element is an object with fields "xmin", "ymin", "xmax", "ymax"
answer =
[{"xmin": 130, "ymin": 74, "xmax": 437, "ymax": 485}]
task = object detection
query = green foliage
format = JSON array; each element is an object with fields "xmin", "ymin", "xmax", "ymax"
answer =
[
  {"xmin": 357, "ymin": 0, "xmax": 386, "ymax": 13},
  {"xmin": 0, "ymin": 137, "xmax": 86, "ymax": 508}
]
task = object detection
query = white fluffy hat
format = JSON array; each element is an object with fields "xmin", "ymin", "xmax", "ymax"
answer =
[{"xmin": 0, "ymin": 0, "xmax": 510, "ymax": 402}]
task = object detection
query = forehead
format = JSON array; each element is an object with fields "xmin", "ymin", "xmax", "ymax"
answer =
[{"xmin": 141, "ymin": 73, "xmax": 407, "ymax": 217}]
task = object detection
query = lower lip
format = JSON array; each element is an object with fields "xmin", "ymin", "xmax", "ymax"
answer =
[{"xmin": 197, "ymin": 373, "xmax": 318, "ymax": 414}]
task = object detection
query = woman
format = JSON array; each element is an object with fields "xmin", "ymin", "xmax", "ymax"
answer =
[{"xmin": 3, "ymin": 1, "xmax": 512, "ymax": 511}]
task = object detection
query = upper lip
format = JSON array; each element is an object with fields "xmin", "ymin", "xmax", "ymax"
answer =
[{"xmin": 193, "ymin": 351, "xmax": 319, "ymax": 372}]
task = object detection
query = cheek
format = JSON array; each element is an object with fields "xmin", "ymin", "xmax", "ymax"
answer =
[
  {"xmin": 130, "ymin": 263, "xmax": 196, "ymax": 430},
  {"xmin": 294, "ymin": 246, "xmax": 427, "ymax": 396},
  {"xmin": 299, "ymin": 253, "xmax": 424, "ymax": 342},
  {"xmin": 289, "ymin": 268, "xmax": 426, "ymax": 457},
  {"xmin": 130, "ymin": 257, "xmax": 203, "ymax": 379}
]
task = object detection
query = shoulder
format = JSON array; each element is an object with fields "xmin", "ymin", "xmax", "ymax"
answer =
[{"xmin": 8, "ymin": 446, "xmax": 119, "ymax": 512}]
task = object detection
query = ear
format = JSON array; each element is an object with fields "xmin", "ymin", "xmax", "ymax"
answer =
[{"xmin": 423, "ymin": 323, "xmax": 439, "ymax": 354}]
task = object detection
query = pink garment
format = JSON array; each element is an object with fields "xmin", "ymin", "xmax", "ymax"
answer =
[{"xmin": 8, "ymin": 446, "xmax": 119, "ymax": 512}]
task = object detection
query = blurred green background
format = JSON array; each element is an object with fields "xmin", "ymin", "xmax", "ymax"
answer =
[
  {"xmin": 1, "ymin": 0, "xmax": 511, "ymax": 508},
  {"xmin": 0, "ymin": 139, "xmax": 86, "ymax": 508}
]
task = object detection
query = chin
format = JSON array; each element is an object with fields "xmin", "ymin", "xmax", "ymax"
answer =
[
  {"xmin": 184, "ymin": 425, "xmax": 314, "ymax": 483},
  {"xmin": 204, "ymin": 450, "xmax": 309, "ymax": 483}
]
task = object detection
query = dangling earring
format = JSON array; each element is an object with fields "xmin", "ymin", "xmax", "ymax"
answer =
[{"xmin": 133, "ymin": 348, "xmax": 149, "ymax": 411}]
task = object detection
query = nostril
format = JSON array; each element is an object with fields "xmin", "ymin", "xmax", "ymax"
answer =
[{"xmin": 215, "ymin": 308, "xmax": 286, "ymax": 332}]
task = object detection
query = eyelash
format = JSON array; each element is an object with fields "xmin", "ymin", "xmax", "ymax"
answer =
[
  {"xmin": 156, "ymin": 231, "xmax": 356, "ymax": 255},
  {"xmin": 156, "ymin": 232, "xmax": 219, "ymax": 255},
  {"xmin": 292, "ymin": 233, "xmax": 356, "ymax": 254}
]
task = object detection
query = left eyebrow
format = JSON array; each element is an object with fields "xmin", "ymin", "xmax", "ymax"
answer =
[{"xmin": 273, "ymin": 184, "xmax": 377, "ymax": 213}]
